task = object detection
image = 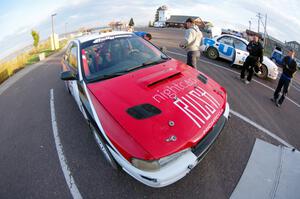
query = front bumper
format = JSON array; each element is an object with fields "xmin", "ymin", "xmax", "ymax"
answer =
[
  {"xmin": 268, "ymin": 68, "xmax": 278, "ymax": 80},
  {"xmin": 110, "ymin": 102, "xmax": 230, "ymax": 188}
]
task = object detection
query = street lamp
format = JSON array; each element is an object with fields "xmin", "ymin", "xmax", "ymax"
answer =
[{"xmin": 51, "ymin": 13, "xmax": 57, "ymax": 50}]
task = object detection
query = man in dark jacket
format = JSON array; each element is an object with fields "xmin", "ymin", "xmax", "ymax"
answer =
[
  {"xmin": 272, "ymin": 48, "xmax": 297, "ymax": 107},
  {"xmin": 240, "ymin": 34, "xmax": 264, "ymax": 84}
]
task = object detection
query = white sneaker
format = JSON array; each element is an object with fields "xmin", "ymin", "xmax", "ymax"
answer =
[
  {"xmin": 245, "ymin": 80, "xmax": 250, "ymax": 84},
  {"xmin": 257, "ymin": 71, "xmax": 262, "ymax": 75}
]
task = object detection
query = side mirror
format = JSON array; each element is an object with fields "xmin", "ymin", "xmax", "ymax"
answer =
[
  {"xmin": 160, "ymin": 46, "xmax": 167, "ymax": 53},
  {"xmin": 60, "ymin": 71, "xmax": 77, "ymax": 81}
]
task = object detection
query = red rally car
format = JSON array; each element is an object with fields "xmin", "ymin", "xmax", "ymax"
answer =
[{"xmin": 60, "ymin": 31, "xmax": 230, "ymax": 187}]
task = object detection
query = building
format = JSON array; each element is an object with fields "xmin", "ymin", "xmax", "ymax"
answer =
[
  {"xmin": 285, "ymin": 41, "xmax": 300, "ymax": 58},
  {"xmin": 157, "ymin": 5, "xmax": 170, "ymax": 22},
  {"xmin": 165, "ymin": 15, "xmax": 205, "ymax": 28}
]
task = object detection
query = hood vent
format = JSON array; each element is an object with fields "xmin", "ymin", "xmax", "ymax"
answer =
[
  {"xmin": 197, "ymin": 74, "xmax": 208, "ymax": 84},
  {"xmin": 147, "ymin": 72, "xmax": 182, "ymax": 87},
  {"xmin": 127, "ymin": 104, "xmax": 161, "ymax": 119}
]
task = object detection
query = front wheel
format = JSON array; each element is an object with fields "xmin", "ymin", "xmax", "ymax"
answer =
[
  {"xmin": 90, "ymin": 123, "xmax": 120, "ymax": 170},
  {"xmin": 207, "ymin": 47, "xmax": 219, "ymax": 60},
  {"xmin": 257, "ymin": 64, "xmax": 268, "ymax": 79}
]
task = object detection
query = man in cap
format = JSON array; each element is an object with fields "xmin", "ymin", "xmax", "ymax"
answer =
[
  {"xmin": 271, "ymin": 48, "xmax": 297, "ymax": 107},
  {"xmin": 179, "ymin": 17, "xmax": 203, "ymax": 68}
]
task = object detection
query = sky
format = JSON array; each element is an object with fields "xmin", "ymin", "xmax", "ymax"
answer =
[{"xmin": 0, "ymin": 0, "xmax": 299, "ymax": 60}]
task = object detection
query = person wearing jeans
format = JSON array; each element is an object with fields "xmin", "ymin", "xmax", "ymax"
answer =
[
  {"xmin": 272, "ymin": 48, "xmax": 297, "ymax": 107},
  {"xmin": 179, "ymin": 18, "xmax": 202, "ymax": 68},
  {"xmin": 187, "ymin": 51, "xmax": 201, "ymax": 68}
]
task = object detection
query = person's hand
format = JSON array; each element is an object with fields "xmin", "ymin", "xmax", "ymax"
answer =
[
  {"xmin": 258, "ymin": 62, "xmax": 262, "ymax": 67},
  {"xmin": 179, "ymin": 44, "xmax": 185, "ymax": 48}
]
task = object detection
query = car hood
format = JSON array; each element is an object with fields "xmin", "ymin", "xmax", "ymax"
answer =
[
  {"xmin": 263, "ymin": 56, "xmax": 278, "ymax": 70},
  {"xmin": 87, "ymin": 59, "xmax": 227, "ymax": 160}
]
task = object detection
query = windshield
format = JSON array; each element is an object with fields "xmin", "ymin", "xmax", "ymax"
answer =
[{"xmin": 81, "ymin": 34, "xmax": 169, "ymax": 82}]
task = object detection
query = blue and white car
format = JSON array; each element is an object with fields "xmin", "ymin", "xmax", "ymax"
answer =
[{"xmin": 200, "ymin": 34, "xmax": 278, "ymax": 80}]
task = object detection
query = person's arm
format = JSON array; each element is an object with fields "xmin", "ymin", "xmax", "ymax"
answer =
[
  {"xmin": 180, "ymin": 29, "xmax": 194, "ymax": 48},
  {"xmin": 282, "ymin": 56, "xmax": 288, "ymax": 69},
  {"xmin": 246, "ymin": 42, "xmax": 251, "ymax": 52},
  {"xmin": 288, "ymin": 60, "xmax": 297, "ymax": 75},
  {"xmin": 259, "ymin": 45, "xmax": 264, "ymax": 63}
]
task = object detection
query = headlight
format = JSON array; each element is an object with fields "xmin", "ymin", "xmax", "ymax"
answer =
[{"xmin": 131, "ymin": 148, "xmax": 190, "ymax": 171}]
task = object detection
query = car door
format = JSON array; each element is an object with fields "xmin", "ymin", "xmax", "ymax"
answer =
[
  {"xmin": 216, "ymin": 36, "xmax": 235, "ymax": 60},
  {"xmin": 232, "ymin": 38, "xmax": 249, "ymax": 66},
  {"xmin": 66, "ymin": 43, "xmax": 82, "ymax": 108}
]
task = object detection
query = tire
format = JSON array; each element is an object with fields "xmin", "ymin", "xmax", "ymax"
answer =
[
  {"xmin": 207, "ymin": 47, "xmax": 219, "ymax": 60},
  {"xmin": 257, "ymin": 64, "xmax": 268, "ymax": 79},
  {"xmin": 90, "ymin": 123, "xmax": 120, "ymax": 170}
]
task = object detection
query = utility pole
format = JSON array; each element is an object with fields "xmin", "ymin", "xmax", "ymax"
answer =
[
  {"xmin": 256, "ymin": 12, "xmax": 262, "ymax": 33},
  {"xmin": 263, "ymin": 14, "xmax": 267, "ymax": 48},
  {"xmin": 51, "ymin": 13, "xmax": 57, "ymax": 50}
]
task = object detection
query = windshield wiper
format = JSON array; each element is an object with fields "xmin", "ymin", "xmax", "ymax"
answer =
[
  {"xmin": 88, "ymin": 71, "xmax": 127, "ymax": 83},
  {"xmin": 126, "ymin": 56, "xmax": 170, "ymax": 72}
]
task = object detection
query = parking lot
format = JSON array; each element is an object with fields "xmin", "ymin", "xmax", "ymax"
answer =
[{"xmin": 0, "ymin": 27, "xmax": 300, "ymax": 199}]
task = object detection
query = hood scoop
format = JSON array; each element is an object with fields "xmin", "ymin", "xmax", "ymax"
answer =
[
  {"xmin": 127, "ymin": 104, "xmax": 161, "ymax": 119},
  {"xmin": 138, "ymin": 68, "xmax": 182, "ymax": 87}
]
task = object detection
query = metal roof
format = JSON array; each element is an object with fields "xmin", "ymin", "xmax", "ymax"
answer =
[{"xmin": 166, "ymin": 15, "xmax": 200, "ymax": 24}]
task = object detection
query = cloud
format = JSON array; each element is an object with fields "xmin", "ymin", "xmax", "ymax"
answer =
[
  {"xmin": 69, "ymin": 14, "xmax": 79, "ymax": 19},
  {"xmin": 1, "ymin": 0, "xmax": 300, "ymax": 60}
]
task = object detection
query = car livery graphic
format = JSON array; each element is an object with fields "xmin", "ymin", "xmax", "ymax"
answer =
[
  {"xmin": 200, "ymin": 34, "xmax": 278, "ymax": 80},
  {"xmin": 60, "ymin": 31, "xmax": 230, "ymax": 187}
]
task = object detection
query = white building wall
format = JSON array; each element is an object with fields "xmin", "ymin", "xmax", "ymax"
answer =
[{"xmin": 158, "ymin": 10, "xmax": 170, "ymax": 22}]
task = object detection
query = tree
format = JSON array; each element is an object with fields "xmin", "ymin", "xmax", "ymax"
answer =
[
  {"xmin": 31, "ymin": 30, "xmax": 40, "ymax": 49},
  {"xmin": 129, "ymin": 18, "xmax": 135, "ymax": 27},
  {"xmin": 148, "ymin": 21, "xmax": 152, "ymax": 27}
]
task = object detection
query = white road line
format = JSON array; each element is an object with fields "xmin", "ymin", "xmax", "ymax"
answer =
[
  {"xmin": 230, "ymin": 109, "xmax": 294, "ymax": 149},
  {"xmin": 50, "ymin": 89, "xmax": 83, "ymax": 199},
  {"xmin": 167, "ymin": 50, "xmax": 300, "ymax": 108}
]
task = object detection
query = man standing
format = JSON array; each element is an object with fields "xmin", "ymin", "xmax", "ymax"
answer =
[
  {"xmin": 272, "ymin": 48, "xmax": 297, "ymax": 107},
  {"xmin": 240, "ymin": 34, "xmax": 263, "ymax": 84},
  {"xmin": 179, "ymin": 18, "xmax": 202, "ymax": 68}
]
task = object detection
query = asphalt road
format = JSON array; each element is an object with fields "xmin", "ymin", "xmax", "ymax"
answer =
[{"xmin": 0, "ymin": 28, "xmax": 299, "ymax": 199}]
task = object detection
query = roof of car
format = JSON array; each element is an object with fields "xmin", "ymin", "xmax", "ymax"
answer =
[
  {"xmin": 220, "ymin": 34, "xmax": 249, "ymax": 44},
  {"xmin": 76, "ymin": 31, "xmax": 133, "ymax": 43}
]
